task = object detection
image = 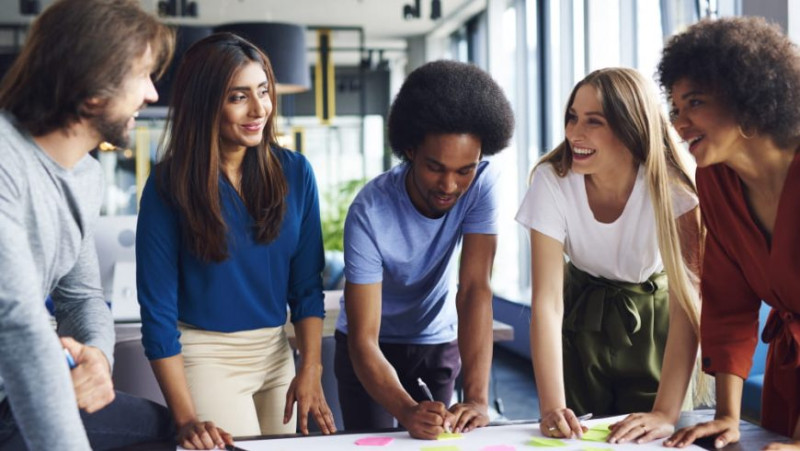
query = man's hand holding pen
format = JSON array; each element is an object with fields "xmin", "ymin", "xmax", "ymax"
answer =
[
  {"xmin": 400, "ymin": 378, "xmax": 455, "ymax": 439},
  {"xmin": 61, "ymin": 336, "xmax": 115, "ymax": 413},
  {"xmin": 413, "ymin": 377, "xmax": 489, "ymax": 436},
  {"xmin": 400, "ymin": 400, "xmax": 454, "ymax": 440}
]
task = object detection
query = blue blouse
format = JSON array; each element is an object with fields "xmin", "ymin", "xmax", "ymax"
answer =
[{"xmin": 136, "ymin": 147, "xmax": 325, "ymax": 360}]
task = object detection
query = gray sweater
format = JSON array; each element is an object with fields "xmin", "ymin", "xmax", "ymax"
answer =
[{"xmin": 0, "ymin": 111, "xmax": 115, "ymax": 450}]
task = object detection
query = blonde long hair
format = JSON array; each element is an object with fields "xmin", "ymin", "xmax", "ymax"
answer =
[{"xmin": 537, "ymin": 67, "xmax": 711, "ymax": 405}]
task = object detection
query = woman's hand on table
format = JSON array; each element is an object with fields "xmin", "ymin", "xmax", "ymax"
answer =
[
  {"xmin": 608, "ymin": 410, "xmax": 675, "ymax": 444},
  {"xmin": 539, "ymin": 407, "xmax": 588, "ymax": 439},
  {"xmin": 176, "ymin": 420, "xmax": 233, "ymax": 450},
  {"xmin": 664, "ymin": 415, "xmax": 740, "ymax": 448},
  {"xmin": 284, "ymin": 363, "xmax": 337, "ymax": 435}
]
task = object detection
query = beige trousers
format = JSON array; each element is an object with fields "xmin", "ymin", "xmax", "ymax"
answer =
[{"xmin": 179, "ymin": 323, "xmax": 296, "ymax": 437}]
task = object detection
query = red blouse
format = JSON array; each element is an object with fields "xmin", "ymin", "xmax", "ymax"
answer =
[{"xmin": 697, "ymin": 151, "xmax": 800, "ymax": 434}]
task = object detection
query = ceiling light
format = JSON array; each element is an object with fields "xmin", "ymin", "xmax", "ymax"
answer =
[
  {"xmin": 214, "ymin": 22, "xmax": 311, "ymax": 94},
  {"xmin": 18, "ymin": 0, "xmax": 39, "ymax": 15},
  {"xmin": 403, "ymin": 0, "xmax": 421, "ymax": 20},
  {"xmin": 431, "ymin": 0, "xmax": 442, "ymax": 20}
]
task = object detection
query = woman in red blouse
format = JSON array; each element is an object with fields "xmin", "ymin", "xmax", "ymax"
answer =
[{"xmin": 657, "ymin": 17, "xmax": 800, "ymax": 449}]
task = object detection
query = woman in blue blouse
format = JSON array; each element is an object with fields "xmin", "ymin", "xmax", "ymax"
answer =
[{"xmin": 136, "ymin": 33, "xmax": 335, "ymax": 449}]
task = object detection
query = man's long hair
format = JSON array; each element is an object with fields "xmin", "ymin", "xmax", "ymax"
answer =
[{"xmin": 0, "ymin": 0, "xmax": 174, "ymax": 135}]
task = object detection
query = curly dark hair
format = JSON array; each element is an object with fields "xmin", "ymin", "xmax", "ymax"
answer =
[
  {"xmin": 657, "ymin": 16, "xmax": 800, "ymax": 148},
  {"xmin": 387, "ymin": 60, "xmax": 514, "ymax": 161}
]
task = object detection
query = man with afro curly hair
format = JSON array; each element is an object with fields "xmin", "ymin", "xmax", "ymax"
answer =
[
  {"xmin": 333, "ymin": 60, "xmax": 514, "ymax": 440},
  {"xmin": 658, "ymin": 16, "xmax": 800, "ymax": 450}
]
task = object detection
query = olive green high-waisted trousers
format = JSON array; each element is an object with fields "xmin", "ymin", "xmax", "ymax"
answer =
[{"xmin": 561, "ymin": 262, "xmax": 669, "ymax": 416}]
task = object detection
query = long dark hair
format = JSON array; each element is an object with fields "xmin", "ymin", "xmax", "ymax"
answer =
[
  {"xmin": 155, "ymin": 32, "xmax": 287, "ymax": 262},
  {"xmin": 0, "ymin": 0, "xmax": 174, "ymax": 135}
]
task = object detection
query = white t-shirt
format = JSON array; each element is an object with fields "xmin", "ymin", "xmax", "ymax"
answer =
[{"xmin": 515, "ymin": 163, "xmax": 697, "ymax": 283}]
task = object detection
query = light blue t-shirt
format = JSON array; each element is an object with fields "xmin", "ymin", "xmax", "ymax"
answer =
[{"xmin": 336, "ymin": 160, "xmax": 499, "ymax": 344}]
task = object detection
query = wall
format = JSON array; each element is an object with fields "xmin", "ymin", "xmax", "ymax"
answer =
[
  {"xmin": 740, "ymin": 0, "xmax": 800, "ymax": 44},
  {"xmin": 741, "ymin": 0, "xmax": 787, "ymax": 28}
]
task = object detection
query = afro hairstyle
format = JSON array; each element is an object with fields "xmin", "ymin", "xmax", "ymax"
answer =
[
  {"xmin": 658, "ymin": 16, "xmax": 800, "ymax": 147},
  {"xmin": 387, "ymin": 60, "xmax": 514, "ymax": 161}
]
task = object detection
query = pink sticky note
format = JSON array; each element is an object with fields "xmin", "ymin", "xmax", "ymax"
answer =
[
  {"xmin": 481, "ymin": 446, "xmax": 516, "ymax": 451},
  {"xmin": 355, "ymin": 436, "xmax": 394, "ymax": 446}
]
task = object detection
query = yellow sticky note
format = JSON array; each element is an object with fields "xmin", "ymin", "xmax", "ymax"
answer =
[
  {"xmin": 437, "ymin": 432, "xmax": 463, "ymax": 440},
  {"xmin": 526, "ymin": 437, "xmax": 566, "ymax": 447},
  {"xmin": 422, "ymin": 446, "xmax": 460, "ymax": 451}
]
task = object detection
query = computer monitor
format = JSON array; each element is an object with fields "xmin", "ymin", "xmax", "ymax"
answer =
[{"xmin": 94, "ymin": 215, "xmax": 139, "ymax": 321}]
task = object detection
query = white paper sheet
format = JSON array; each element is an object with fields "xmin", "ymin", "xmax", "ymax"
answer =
[{"xmin": 179, "ymin": 416, "xmax": 704, "ymax": 451}]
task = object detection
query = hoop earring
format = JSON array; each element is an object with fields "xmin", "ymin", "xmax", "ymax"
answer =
[{"xmin": 738, "ymin": 125, "xmax": 755, "ymax": 140}]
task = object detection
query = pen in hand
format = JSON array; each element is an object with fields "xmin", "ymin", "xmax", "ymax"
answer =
[
  {"xmin": 544, "ymin": 412, "xmax": 592, "ymax": 437},
  {"xmin": 64, "ymin": 348, "xmax": 77, "ymax": 369},
  {"xmin": 417, "ymin": 377, "xmax": 435, "ymax": 401},
  {"xmin": 417, "ymin": 378, "xmax": 451, "ymax": 433},
  {"xmin": 538, "ymin": 412, "xmax": 593, "ymax": 423}
]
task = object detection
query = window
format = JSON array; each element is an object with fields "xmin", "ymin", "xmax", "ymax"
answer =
[{"xmin": 488, "ymin": 1, "xmax": 523, "ymax": 300}]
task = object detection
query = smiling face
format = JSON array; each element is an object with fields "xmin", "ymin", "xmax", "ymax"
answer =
[
  {"xmin": 669, "ymin": 78, "xmax": 743, "ymax": 167},
  {"xmin": 219, "ymin": 60, "xmax": 272, "ymax": 154},
  {"xmin": 405, "ymin": 133, "xmax": 481, "ymax": 218},
  {"xmin": 92, "ymin": 44, "xmax": 158, "ymax": 148},
  {"xmin": 564, "ymin": 84, "xmax": 634, "ymax": 176}
]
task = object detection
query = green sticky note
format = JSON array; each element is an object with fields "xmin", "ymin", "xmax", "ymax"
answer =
[
  {"xmin": 526, "ymin": 437, "xmax": 566, "ymax": 447},
  {"xmin": 437, "ymin": 432, "xmax": 464, "ymax": 440},
  {"xmin": 422, "ymin": 446, "xmax": 460, "ymax": 451},
  {"xmin": 580, "ymin": 424, "xmax": 611, "ymax": 443}
]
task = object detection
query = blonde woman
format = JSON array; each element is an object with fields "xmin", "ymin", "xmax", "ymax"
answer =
[{"xmin": 515, "ymin": 68, "xmax": 703, "ymax": 444}]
